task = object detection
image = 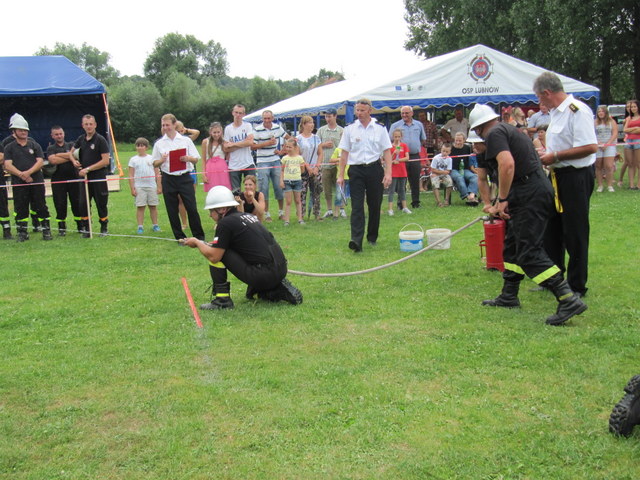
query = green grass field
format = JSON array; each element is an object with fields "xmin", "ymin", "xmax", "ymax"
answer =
[{"xmin": 1, "ymin": 147, "xmax": 639, "ymax": 479}]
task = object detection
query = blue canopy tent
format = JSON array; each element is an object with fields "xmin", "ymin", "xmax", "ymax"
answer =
[{"xmin": 0, "ymin": 56, "xmax": 119, "ymax": 173}]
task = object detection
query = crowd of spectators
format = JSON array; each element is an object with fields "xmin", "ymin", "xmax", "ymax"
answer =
[{"xmin": 2, "ymin": 97, "xmax": 637, "ymax": 243}]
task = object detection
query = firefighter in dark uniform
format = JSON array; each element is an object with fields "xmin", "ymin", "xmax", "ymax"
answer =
[
  {"xmin": 2, "ymin": 122, "xmax": 42, "ymax": 233},
  {"xmin": 70, "ymin": 114, "xmax": 111, "ymax": 237},
  {"xmin": 182, "ymin": 186, "xmax": 303, "ymax": 310},
  {"xmin": 469, "ymin": 104, "xmax": 586, "ymax": 326},
  {"xmin": 0, "ymin": 142, "xmax": 11, "ymax": 239},
  {"xmin": 2, "ymin": 114, "xmax": 52, "ymax": 241},
  {"xmin": 46, "ymin": 126, "xmax": 83, "ymax": 236}
]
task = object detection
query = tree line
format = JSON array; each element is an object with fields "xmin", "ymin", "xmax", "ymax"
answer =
[
  {"xmin": 36, "ymin": 3, "xmax": 639, "ymax": 143},
  {"xmin": 404, "ymin": 0, "xmax": 640, "ymax": 106},
  {"xmin": 36, "ymin": 34, "xmax": 344, "ymax": 143}
]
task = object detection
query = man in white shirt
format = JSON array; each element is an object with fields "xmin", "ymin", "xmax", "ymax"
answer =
[
  {"xmin": 534, "ymin": 71, "xmax": 597, "ymax": 298},
  {"xmin": 152, "ymin": 113, "xmax": 204, "ymax": 241},
  {"xmin": 338, "ymin": 99, "xmax": 392, "ymax": 252},
  {"xmin": 223, "ymin": 104, "xmax": 255, "ymax": 191}
]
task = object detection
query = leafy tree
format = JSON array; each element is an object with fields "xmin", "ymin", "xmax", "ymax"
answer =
[
  {"xmin": 304, "ymin": 68, "xmax": 345, "ymax": 90},
  {"xmin": 35, "ymin": 42, "xmax": 120, "ymax": 85},
  {"xmin": 108, "ymin": 77, "xmax": 164, "ymax": 142},
  {"xmin": 191, "ymin": 80, "xmax": 250, "ymax": 132},
  {"xmin": 161, "ymin": 71, "xmax": 199, "ymax": 122},
  {"xmin": 404, "ymin": 0, "xmax": 640, "ymax": 102},
  {"xmin": 250, "ymin": 77, "xmax": 286, "ymax": 110},
  {"xmin": 144, "ymin": 33, "xmax": 228, "ymax": 88}
]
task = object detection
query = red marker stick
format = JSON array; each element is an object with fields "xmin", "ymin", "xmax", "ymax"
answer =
[{"xmin": 181, "ymin": 277, "xmax": 203, "ymax": 328}]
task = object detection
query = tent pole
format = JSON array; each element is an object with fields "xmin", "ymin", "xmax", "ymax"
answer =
[{"xmin": 102, "ymin": 93, "xmax": 123, "ymax": 177}]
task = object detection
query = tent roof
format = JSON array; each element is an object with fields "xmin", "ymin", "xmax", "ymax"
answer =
[
  {"xmin": 0, "ymin": 56, "xmax": 106, "ymax": 97},
  {"xmin": 245, "ymin": 44, "xmax": 599, "ymax": 121}
]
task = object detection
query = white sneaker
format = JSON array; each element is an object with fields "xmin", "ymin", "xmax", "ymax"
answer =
[
  {"xmin": 388, "ymin": 209, "xmax": 395, "ymax": 216},
  {"xmin": 402, "ymin": 207, "xmax": 412, "ymax": 214},
  {"xmin": 322, "ymin": 210, "xmax": 333, "ymax": 218},
  {"xmin": 340, "ymin": 209, "xmax": 347, "ymax": 218},
  {"xmin": 608, "ymin": 186, "xmax": 615, "ymax": 192},
  {"xmin": 278, "ymin": 210, "xmax": 284, "ymax": 220},
  {"xmin": 596, "ymin": 186, "xmax": 603, "ymax": 193}
]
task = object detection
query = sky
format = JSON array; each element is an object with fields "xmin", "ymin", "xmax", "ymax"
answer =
[{"xmin": 2, "ymin": 0, "xmax": 428, "ymax": 82}]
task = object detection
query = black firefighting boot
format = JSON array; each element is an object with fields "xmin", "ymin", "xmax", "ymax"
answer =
[
  {"xmin": 99, "ymin": 219, "xmax": 108, "ymax": 237},
  {"xmin": 258, "ymin": 278, "xmax": 303, "ymax": 305},
  {"xmin": 610, "ymin": 374, "xmax": 640, "ymax": 437},
  {"xmin": 200, "ymin": 282, "xmax": 234, "ymax": 310},
  {"xmin": 79, "ymin": 220, "xmax": 91, "ymax": 238},
  {"xmin": 41, "ymin": 220, "xmax": 53, "ymax": 241},
  {"xmin": 481, "ymin": 280, "xmax": 521, "ymax": 307},
  {"xmin": 1, "ymin": 221, "xmax": 12, "ymax": 240},
  {"xmin": 58, "ymin": 221, "xmax": 66, "ymax": 237},
  {"xmin": 542, "ymin": 273, "xmax": 587, "ymax": 326},
  {"xmin": 246, "ymin": 284, "xmax": 257, "ymax": 300},
  {"xmin": 16, "ymin": 221, "xmax": 29, "ymax": 242},
  {"xmin": 31, "ymin": 213, "xmax": 41, "ymax": 232}
]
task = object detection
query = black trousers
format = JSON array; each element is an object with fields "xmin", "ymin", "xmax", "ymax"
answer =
[
  {"xmin": 0, "ymin": 178, "xmax": 9, "ymax": 221},
  {"xmin": 13, "ymin": 182, "xmax": 49, "ymax": 222},
  {"xmin": 51, "ymin": 178, "xmax": 82, "ymax": 221},
  {"xmin": 161, "ymin": 172, "xmax": 204, "ymax": 240},
  {"xmin": 348, "ymin": 162, "xmax": 384, "ymax": 246},
  {"xmin": 406, "ymin": 153, "xmax": 422, "ymax": 206},
  {"xmin": 544, "ymin": 166, "xmax": 594, "ymax": 295},
  {"xmin": 502, "ymin": 169, "xmax": 559, "ymax": 284},
  {"xmin": 78, "ymin": 176, "xmax": 109, "ymax": 221},
  {"xmin": 211, "ymin": 244, "xmax": 287, "ymax": 291}
]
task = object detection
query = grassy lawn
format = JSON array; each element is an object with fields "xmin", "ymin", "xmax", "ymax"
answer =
[{"xmin": 1, "ymin": 146, "xmax": 639, "ymax": 479}]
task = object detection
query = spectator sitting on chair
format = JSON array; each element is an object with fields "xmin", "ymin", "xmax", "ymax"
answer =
[
  {"xmin": 450, "ymin": 132, "xmax": 479, "ymax": 205},
  {"xmin": 430, "ymin": 143, "xmax": 454, "ymax": 207}
]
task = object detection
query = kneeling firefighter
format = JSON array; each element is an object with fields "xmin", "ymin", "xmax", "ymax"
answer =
[{"xmin": 181, "ymin": 185, "xmax": 303, "ymax": 310}]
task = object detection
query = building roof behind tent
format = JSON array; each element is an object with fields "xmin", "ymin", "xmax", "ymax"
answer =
[
  {"xmin": 363, "ymin": 44, "xmax": 599, "ymax": 109},
  {"xmin": 0, "ymin": 56, "xmax": 106, "ymax": 97}
]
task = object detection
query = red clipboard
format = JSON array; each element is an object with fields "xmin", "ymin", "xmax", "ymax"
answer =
[{"xmin": 169, "ymin": 148, "xmax": 187, "ymax": 173}]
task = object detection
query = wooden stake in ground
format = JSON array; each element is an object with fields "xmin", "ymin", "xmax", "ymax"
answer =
[{"xmin": 181, "ymin": 277, "xmax": 203, "ymax": 328}]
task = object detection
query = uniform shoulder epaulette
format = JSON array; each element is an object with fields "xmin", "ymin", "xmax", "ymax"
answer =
[{"xmin": 569, "ymin": 103, "xmax": 579, "ymax": 113}]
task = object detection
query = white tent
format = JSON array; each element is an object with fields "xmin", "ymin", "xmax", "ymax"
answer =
[{"xmin": 245, "ymin": 44, "xmax": 599, "ymax": 123}]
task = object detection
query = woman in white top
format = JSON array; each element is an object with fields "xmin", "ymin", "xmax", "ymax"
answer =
[
  {"xmin": 594, "ymin": 105, "xmax": 618, "ymax": 192},
  {"xmin": 296, "ymin": 115, "xmax": 323, "ymax": 220}
]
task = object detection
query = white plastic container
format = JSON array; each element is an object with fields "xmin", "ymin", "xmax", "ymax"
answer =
[
  {"xmin": 426, "ymin": 228, "xmax": 452, "ymax": 250},
  {"xmin": 399, "ymin": 224, "xmax": 424, "ymax": 252}
]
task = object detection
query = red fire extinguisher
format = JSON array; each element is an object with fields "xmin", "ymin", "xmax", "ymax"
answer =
[{"xmin": 479, "ymin": 217, "xmax": 505, "ymax": 271}]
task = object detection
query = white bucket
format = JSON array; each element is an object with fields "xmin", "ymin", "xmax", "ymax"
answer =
[
  {"xmin": 399, "ymin": 224, "xmax": 424, "ymax": 252},
  {"xmin": 426, "ymin": 228, "xmax": 452, "ymax": 250}
]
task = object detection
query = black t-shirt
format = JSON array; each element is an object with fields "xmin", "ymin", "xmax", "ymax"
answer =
[
  {"xmin": 47, "ymin": 142, "xmax": 77, "ymax": 180},
  {"xmin": 1, "ymin": 135, "xmax": 16, "ymax": 148},
  {"xmin": 451, "ymin": 144, "xmax": 472, "ymax": 170},
  {"xmin": 3, "ymin": 139, "xmax": 45, "ymax": 184},
  {"xmin": 74, "ymin": 133, "xmax": 110, "ymax": 175},
  {"xmin": 239, "ymin": 191, "xmax": 264, "ymax": 216},
  {"xmin": 213, "ymin": 209, "xmax": 280, "ymax": 265},
  {"xmin": 485, "ymin": 123, "xmax": 541, "ymax": 180}
]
